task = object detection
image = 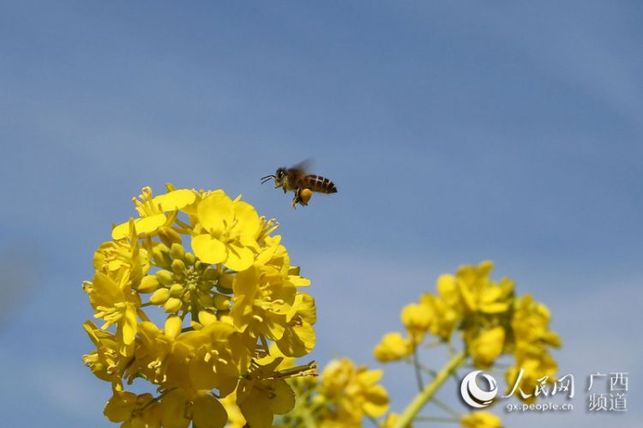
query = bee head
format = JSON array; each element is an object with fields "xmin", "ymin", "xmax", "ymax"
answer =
[
  {"xmin": 260, "ymin": 167, "xmax": 288, "ymax": 187},
  {"xmin": 275, "ymin": 167, "xmax": 287, "ymax": 180}
]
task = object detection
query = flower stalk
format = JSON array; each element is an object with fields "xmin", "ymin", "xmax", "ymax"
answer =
[{"xmin": 392, "ymin": 351, "xmax": 467, "ymax": 428}]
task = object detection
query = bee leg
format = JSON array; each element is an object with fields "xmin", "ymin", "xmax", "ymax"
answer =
[{"xmin": 292, "ymin": 189, "xmax": 304, "ymax": 209}]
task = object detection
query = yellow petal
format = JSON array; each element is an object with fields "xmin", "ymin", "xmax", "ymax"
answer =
[
  {"xmin": 192, "ymin": 394, "xmax": 228, "ymax": 428},
  {"xmin": 232, "ymin": 200, "xmax": 261, "ymax": 237},
  {"xmin": 153, "ymin": 189, "xmax": 196, "ymax": 211},
  {"xmin": 276, "ymin": 322, "xmax": 315, "ymax": 357},
  {"xmin": 292, "ymin": 293, "xmax": 316, "ymax": 324},
  {"xmin": 192, "ymin": 234, "xmax": 227, "ymax": 264},
  {"xmin": 358, "ymin": 368, "xmax": 384, "ymax": 385},
  {"xmin": 136, "ymin": 214, "xmax": 167, "ymax": 234},
  {"xmin": 112, "ymin": 221, "xmax": 132, "ymax": 241},
  {"xmin": 161, "ymin": 390, "xmax": 190, "ymax": 428},
  {"xmin": 362, "ymin": 384, "xmax": 389, "ymax": 417},
  {"xmin": 238, "ymin": 394, "xmax": 272, "ymax": 428},
  {"xmin": 289, "ymin": 275, "xmax": 311, "ymax": 287},
  {"xmin": 224, "ymin": 243, "xmax": 254, "ymax": 271},
  {"xmin": 121, "ymin": 306, "xmax": 137, "ymax": 345},
  {"xmin": 198, "ymin": 191, "xmax": 233, "ymax": 233},
  {"xmin": 269, "ymin": 380, "xmax": 296, "ymax": 414},
  {"xmin": 104, "ymin": 391, "xmax": 137, "ymax": 422}
]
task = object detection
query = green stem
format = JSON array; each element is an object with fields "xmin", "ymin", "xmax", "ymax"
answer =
[
  {"xmin": 391, "ymin": 351, "xmax": 467, "ymax": 428},
  {"xmin": 431, "ymin": 397, "xmax": 460, "ymax": 418},
  {"xmin": 412, "ymin": 344, "xmax": 424, "ymax": 391}
]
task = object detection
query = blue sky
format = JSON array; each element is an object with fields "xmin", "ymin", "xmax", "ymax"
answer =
[{"xmin": 1, "ymin": 1, "xmax": 641, "ymax": 427}]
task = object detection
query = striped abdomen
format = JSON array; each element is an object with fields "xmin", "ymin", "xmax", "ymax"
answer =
[{"xmin": 302, "ymin": 175, "xmax": 338, "ymax": 193}]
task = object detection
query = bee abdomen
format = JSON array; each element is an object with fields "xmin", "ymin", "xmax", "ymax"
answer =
[{"xmin": 304, "ymin": 175, "xmax": 337, "ymax": 193}]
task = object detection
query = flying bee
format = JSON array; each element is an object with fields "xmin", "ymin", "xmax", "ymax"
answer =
[{"xmin": 261, "ymin": 161, "xmax": 338, "ymax": 208}]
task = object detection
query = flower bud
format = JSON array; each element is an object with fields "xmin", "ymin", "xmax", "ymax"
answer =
[
  {"xmin": 164, "ymin": 297, "xmax": 182, "ymax": 313},
  {"xmin": 171, "ymin": 259, "xmax": 186, "ymax": 275},
  {"xmin": 138, "ymin": 275, "xmax": 159, "ymax": 293},
  {"xmin": 150, "ymin": 288, "xmax": 170, "ymax": 305},
  {"xmin": 184, "ymin": 252, "xmax": 196, "ymax": 266},
  {"xmin": 170, "ymin": 243, "xmax": 185, "ymax": 260},
  {"xmin": 169, "ymin": 283, "xmax": 184, "ymax": 297},
  {"xmin": 151, "ymin": 244, "xmax": 171, "ymax": 268},
  {"xmin": 155, "ymin": 270, "xmax": 174, "ymax": 285},
  {"xmin": 158, "ymin": 227, "xmax": 182, "ymax": 246}
]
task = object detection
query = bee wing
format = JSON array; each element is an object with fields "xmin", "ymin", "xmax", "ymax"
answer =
[{"xmin": 289, "ymin": 159, "xmax": 313, "ymax": 182}]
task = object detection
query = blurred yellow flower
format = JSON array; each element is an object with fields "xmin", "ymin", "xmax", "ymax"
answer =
[
  {"xmin": 369, "ymin": 262, "xmax": 560, "ymax": 428},
  {"xmin": 401, "ymin": 302, "xmax": 432, "ymax": 342},
  {"xmin": 104, "ymin": 391, "xmax": 163, "ymax": 428},
  {"xmin": 505, "ymin": 294, "xmax": 561, "ymax": 402},
  {"xmin": 460, "ymin": 412, "xmax": 502, "ymax": 428},
  {"xmin": 420, "ymin": 293, "xmax": 460, "ymax": 341},
  {"xmin": 373, "ymin": 332, "xmax": 411, "ymax": 362},
  {"xmin": 453, "ymin": 261, "xmax": 514, "ymax": 315},
  {"xmin": 466, "ymin": 326, "xmax": 505, "ymax": 368},
  {"xmin": 317, "ymin": 358, "xmax": 389, "ymax": 424}
]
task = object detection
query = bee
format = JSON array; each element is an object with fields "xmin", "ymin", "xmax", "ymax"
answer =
[{"xmin": 261, "ymin": 161, "xmax": 337, "ymax": 208}]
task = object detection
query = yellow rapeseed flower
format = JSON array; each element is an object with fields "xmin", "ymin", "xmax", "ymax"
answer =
[
  {"xmin": 460, "ymin": 412, "xmax": 502, "ymax": 428},
  {"xmin": 192, "ymin": 190, "xmax": 262, "ymax": 271},
  {"xmin": 452, "ymin": 261, "xmax": 514, "ymax": 315},
  {"xmin": 111, "ymin": 187, "xmax": 197, "ymax": 240},
  {"xmin": 466, "ymin": 326, "xmax": 506, "ymax": 368},
  {"xmin": 373, "ymin": 332, "xmax": 411, "ymax": 362},
  {"xmin": 401, "ymin": 302, "xmax": 432, "ymax": 343},
  {"xmin": 317, "ymin": 358, "xmax": 389, "ymax": 424}
]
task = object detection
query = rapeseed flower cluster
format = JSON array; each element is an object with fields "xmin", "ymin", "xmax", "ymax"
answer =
[
  {"xmin": 83, "ymin": 185, "xmax": 317, "ymax": 428},
  {"xmin": 210, "ymin": 342, "xmax": 388, "ymax": 428},
  {"xmin": 262, "ymin": 357, "xmax": 389, "ymax": 428},
  {"xmin": 373, "ymin": 261, "xmax": 561, "ymax": 428},
  {"xmin": 374, "ymin": 261, "xmax": 560, "ymax": 392}
]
